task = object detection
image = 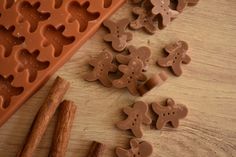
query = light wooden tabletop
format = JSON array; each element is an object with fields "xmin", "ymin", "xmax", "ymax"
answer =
[{"xmin": 0, "ymin": 1, "xmax": 235, "ymax": 157}]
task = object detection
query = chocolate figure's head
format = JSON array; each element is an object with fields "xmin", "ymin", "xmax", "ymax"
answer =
[
  {"xmin": 165, "ymin": 40, "xmax": 188, "ymax": 53},
  {"xmin": 130, "ymin": 139, "xmax": 153, "ymax": 157}
]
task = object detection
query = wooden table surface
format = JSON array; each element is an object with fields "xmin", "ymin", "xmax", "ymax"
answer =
[{"xmin": 0, "ymin": 1, "xmax": 236, "ymax": 157}]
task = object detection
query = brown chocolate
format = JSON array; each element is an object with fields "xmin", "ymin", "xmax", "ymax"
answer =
[
  {"xmin": 86, "ymin": 141, "xmax": 105, "ymax": 157},
  {"xmin": 103, "ymin": 18, "xmax": 133, "ymax": 52},
  {"xmin": 116, "ymin": 101, "xmax": 151, "ymax": 138},
  {"xmin": 112, "ymin": 59, "xmax": 147, "ymax": 95},
  {"xmin": 176, "ymin": 0, "xmax": 200, "ymax": 12},
  {"xmin": 130, "ymin": 7, "xmax": 157, "ymax": 34},
  {"xmin": 84, "ymin": 50, "xmax": 117, "ymax": 87},
  {"xmin": 116, "ymin": 45, "xmax": 151, "ymax": 70},
  {"xmin": 138, "ymin": 71, "xmax": 168, "ymax": 96},
  {"xmin": 157, "ymin": 40, "xmax": 191, "ymax": 76},
  {"xmin": 152, "ymin": 98, "xmax": 188, "ymax": 129},
  {"xmin": 150, "ymin": 0, "xmax": 179, "ymax": 27},
  {"xmin": 0, "ymin": 0, "xmax": 126, "ymax": 126},
  {"xmin": 116, "ymin": 138, "xmax": 153, "ymax": 157}
]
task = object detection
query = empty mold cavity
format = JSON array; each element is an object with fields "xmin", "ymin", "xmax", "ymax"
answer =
[
  {"xmin": 43, "ymin": 25, "xmax": 75, "ymax": 57},
  {"xmin": 18, "ymin": 1, "xmax": 50, "ymax": 33},
  {"xmin": 5, "ymin": 0, "xmax": 14, "ymax": 9},
  {"xmin": 17, "ymin": 49, "xmax": 50, "ymax": 82},
  {"xmin": 0, "ymin": 25, "xmax": 25, "ymax": 57},
  {"xmin": 54, "ymin": 0, "xmax": 63, "ymax": 9},
  {"xmin": 104, "ymin": 0, "xmax": 112, "ymax": 8},
  {"xmin": 0, "ymin": 75, "xmax": 24, "ymax": 109},
  {"xmin": 68, "ymin": 1, "xmax": 100, "ymax": 32}
]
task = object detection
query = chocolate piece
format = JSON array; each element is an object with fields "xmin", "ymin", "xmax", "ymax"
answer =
[
  {"xmin": 116, "ymin": 101, "xmax": 151, "ymax": 138},
  {"xmin": 157, "ymin": 40, "xmax": 191, "ymax": 76},
  {"xmin": 150, "ymin": 0, "xmax": 179, "ymax": 27},
  {"xmin": 84, "ymin": 50, "xmax": 117, "ymax": 87},
  {"xmin": 103, "ymin": 18, "xmax": 133, "ymax": 52},
  {"xmin": 152, "ymin": 98, "xmax": 188, "ymax": 129},
  {"xmin": 0, "ymin": 0, "xmax": 126, "ymax": 127},
  {"xmin": 116, "ymin": 138, "xmax": 153, "ymax": 157},
  {"xmin": 116, "ymin": 45, "xmax": 151, "ymax": 70},
  {"xmin": 86, "ymin": 141, "xmax": 105, "ymax": 157},
  {"xmin": 176, "ymin": 0, "xmax": 200, "ymax": 12},
  {"xmin": 130, "ymin": 7, "xmax": 157, "ymax": 34},
  {"xmin": 112, "ymin": 59, "xmax": 147, "ymax": 95},
  {"xmin": 138, "ymin": 71, "xmax": 168, "ymax": 96}
]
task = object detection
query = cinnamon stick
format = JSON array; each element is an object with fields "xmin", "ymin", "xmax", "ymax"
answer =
[
  {"xmin": 48, "ymin": 100, "xmax": 77, "ymax": 157},
  {"xmin": 86, "ymin": 141, "xmax": 106, "ymax": 157},
  {"xmin": 17, "ymin": 76, "xmax": 70, "ymax": 157}
]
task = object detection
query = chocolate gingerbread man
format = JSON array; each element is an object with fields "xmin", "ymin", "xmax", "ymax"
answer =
[
  {"xmin": 116, "ymin": 45, "xmax": 151, "ymax": 71},
  {"xmin": 116, "ymin": 101, "xmax": 152, "ymax": 138},
  {"xmin": 130, "ymin": 7, "xmax": 157, "ymax": 34},
  {"xmin": 112, "ymin": 59, "xmax": 146, "ymax": 95},
  {"xmin": 116, "ymin": 138, "xmax": 153, "ymax": 157},
  {"xmin": 150, "ymin": 0, "xmax": 179, "ymax": 27},
  {"xmin": 103, "ymin": 18, "xmax": 133, "ymax": 52},
  {"xmin": 157, "ymin": 40, "xmax": 191, "ymax": 76},
  {"xmin": 176, "ymin": 0, "xmax": 200, "ymax": 12},
  {"xmin": 84, "ymin": 50, "xmax": 117, "ymax": 87},
  {"xmin": 152, "ymin": 98, "xmax": 188, "ymax": 129}
]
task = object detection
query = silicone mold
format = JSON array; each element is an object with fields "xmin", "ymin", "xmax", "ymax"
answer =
[{"xmin": 0, "ymin": 0, "xmax": 126, "ymax": 127}]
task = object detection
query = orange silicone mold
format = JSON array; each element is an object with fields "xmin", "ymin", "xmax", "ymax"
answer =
[{"xmin": 0, "ymin": 0, "xmax": 126, "ymax": 127}]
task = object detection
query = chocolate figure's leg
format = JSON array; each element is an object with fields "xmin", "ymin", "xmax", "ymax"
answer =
[
  {"xmin": 127, "ymin": 82, "xmax": 138, "ymax": 96},
  {"xmin": 99, "ymin": 75, "xmax": 112, "ymax": 87},
  {"xmin": 145, "ymin": 22, "xmax": 157, "ymax": 34},
  {"xmin": 156, "ymin": 119, "xmax": 166, "ymax": 130},
  {"xmin": 171, "ymin": 62, "xmax": 183, "ymax": 76},
  {"xmin": 130, "ymin": 20, "xmax": 143, "ymax": 30},
  {"xmin": 132, "ymin": 124, "xmax": 143, "ymax": 138},
  {"xmin": 162, "ymin": 15, "xmax": 171, "ymax": 27},
  {"xmin": 177, "ymin": 0, "xmax": 187, "ymax": 12},
  {"xmin": 171, "ymin": 119, "xmax": 179, "ymax": 128}
]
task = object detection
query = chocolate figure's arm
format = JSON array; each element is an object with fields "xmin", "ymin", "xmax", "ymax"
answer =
[
  {"xmin": 109, "ymin": 64, "xmax": 117, "ymax": 72},
  {"xmin": 88, "ymin": 58, "xmax": 98, "ymax": 67},
  {"xmin": 116, "ymin": 147, "xmax": 130, "ymax": 157},
  {"xmin": 138, "ymin": 73, "xmax": 147, "ymax": 82},
  {"xmin": 103, "ymin": 34, "xmax": 114, "ymax": 42},
  {"xmin": 116, "ymin": 54, "xmax": 130, "ymax": 64},
  {"xmin": 123, "ymin": 106, "xmax": 133, "ymax": 115},
  {"xmin": 116, "ymin": 119, "xmax": 132, "ymax": 130},
  {"xmin": 84, "ymin": 72, "xmax": 97, "ymax": 81},
  {"xmin": 157, "ymin": 56, "xmax": 174, "ymax": 67},
  {"xmin": 182, "ymin": 54, "xmax": 191, "ymax": 64}
]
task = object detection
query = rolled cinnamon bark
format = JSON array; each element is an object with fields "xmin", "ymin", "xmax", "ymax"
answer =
[
  {"xmin": 87, "ymin": 141, "xmax": 106, "ymax": 157},
  {"xmin": 48, "ymin": 100, "xmax": 77, "ymax": 157},
  {"xmin": 17, "ymin": 77, "xmax": 70, "ymax": 157}
]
